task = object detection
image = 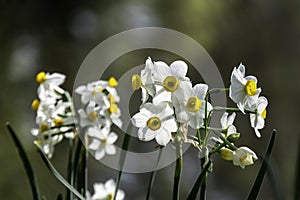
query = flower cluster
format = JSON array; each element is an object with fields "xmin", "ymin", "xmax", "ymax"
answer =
[
  {"xmin": 87, "ymin": 179, "xmax": 125, "ymax": 200},
  {"xmin": 131, "ymin": 58, "xmax": 269, "ymax": 169},
  {"xmin": 75, "ymin": 77, "xmax": 122, "ymax": 160},
  {"xmin": 31, "ymin": 72, "xmax": 76, "ymax": 158}
]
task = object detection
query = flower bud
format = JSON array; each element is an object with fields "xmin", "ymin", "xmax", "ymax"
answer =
[{"xmin": 227, "ymin": 133, "xmax": 240, "ymax": 143}]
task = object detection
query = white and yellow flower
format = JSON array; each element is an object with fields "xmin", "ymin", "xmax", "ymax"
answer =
[
  {"xmin": 174, "ymin": 82, "xmax": 212, "ymax": 129},
  {"xmin": 89, "ymin": 179, "xmax": 125, "ymax": 200},
  {"xmin": 87, "ymin": 126, "xmax": 118, "ymax": 160},
  {"xmin": 151, "ymin": 60, "xmax": 190, "ymax": 104},
  {"xmin": 132, "ymin": 57, "xmax": 156, "ymax": 103},
  {"xmin": 78, "ymin": 101, "xmax": 101, "ymax": 127},
  {"xmin": 36, "ymin": 72, "xmax": 66, "ymax": 102},
  {"xmin": 220, "ymin": 112, "xmax": 237, "ymax": 137},
  {"xmin": 249, "ymin": 96, "xmax": 268, "ymax": 137},
  {"xmin": 131, "ymin": 102, "xmax": 177, "ymax": 146},
  {"xmin": 229, "ymin": 64, "xmax": 261, "ymax": 113},
  {"xmin": 233, "ymin": 147, "xmax": 258, "ymax": 169}
]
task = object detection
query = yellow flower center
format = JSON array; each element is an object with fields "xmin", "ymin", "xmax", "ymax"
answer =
[
  {"xmin": 108, "ymin": 94, "xmax": 116, "ymax": 103},
  {"xmin": 36, "ymin": 72, "xmax": 47, "ymax": 83},
  {"xmin": 108, "ymin": 77, "xmax": 118, "ymax": 87},
  {"xmin": 88, "ymin": 111, "xmax": 98, "ymax": 121},
  {"xmin": 239, "ymin": 153, "xmax": 248, "ymax": 162},
  {"xmin": 31, "ymin": 99, "xmax": 40, "ymax": 110},
  {"xmin": 109, "ymin": 103, "xmax": 118, "ymax": 114},
  {"xmin": 40, "ymin": 123, "xmax": 48, "ymax": 132},
  {"xmin": 186, "ymin": 96, "xmax": 202, "ymax": 112},
  {"xmin": 261, "ymin": 108, "xmax": 267, "ymax": 119},
  {"xmin": 244, "ymin": 80, "xmax": 257, "ymax": 96},
  {"xmin": 54, "ymin": 118, "xmax": 64, "ymax": 127},
  {"xmin": 146, "ymin": 117, "xmax": 161, "ymax": 131},
  {"xmin": 163, "ymin": 76, "xmax": 179, "ymax": 92},
  {"xmin": 132, "ymin": 74, "xmax": 142, "ymax": 90}
]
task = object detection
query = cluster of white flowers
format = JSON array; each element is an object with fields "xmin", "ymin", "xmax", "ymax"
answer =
[
  {"xmin": 75, "ymin": 77, "xmax": 122, "ymax": 160},
  {"xmin": 131, "ymin": 58, "xmax": 269, "ymax": 169},
  {"xmin": 31, "ymin": 72, "xmax": 76, "ymax": 158},
  {"xmin": 87, "ymin": 179, "xmax": 125, "ymax": 200}
]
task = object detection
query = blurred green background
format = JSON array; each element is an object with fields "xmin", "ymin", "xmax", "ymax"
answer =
[{"xmin": 1, "ymin": 0, "xmax": 299, "ymax": 199}]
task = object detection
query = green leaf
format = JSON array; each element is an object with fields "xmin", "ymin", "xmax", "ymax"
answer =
[
  {"xmin": 295, "ymin": 135, "xmax": 300, "ymax": 200},
  {"xmin": 187, "ymin": 160, "xmax": 211, "ymax": 200},
  {"xmin": 6, "ymin": 123, "xmax": 41, "ymax": 200},
  {"xmin": 37, "ymin": 145, "xmax": 86, "ymax": 200},
  {"xmin": 247, "ymin": 129, "xmax": 276, "ymax": 200}
]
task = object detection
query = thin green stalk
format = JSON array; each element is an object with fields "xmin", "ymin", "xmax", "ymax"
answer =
[
  {"xmin": 114, "ymin": 123, "xmax": 132, "ymax": 200},
  {"xmin": 37, "ymin": 145, "xmax": 85, "ymax": 200},
  {"xmin": 213, "ymin": 106, "xmax": 256, "ymax": 114},
  {"xmin": 146, "ymin": 147, "xmax": 163, "ymax": 200},
  {"xmin": 66, "ymin": 139, "xmax": 74, "ymax": 200},
  {"xmin": 173, "ymin": 141, "xmax": 182, "ymax": 200},
  {"xmin": 6, "ymin": 123, "xmax": 41, "ymax": 200},
  {"xmin": 73, "ymin": 137, "xmax": 82, "ymax": 192},
  {"xmin": 187, "ymin": 160, "xmax": 211, "ymax": 200}
]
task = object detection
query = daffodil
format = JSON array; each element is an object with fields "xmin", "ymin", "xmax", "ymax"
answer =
[
  {"xmin": 36, "ymin": 72, "xmax": 66, "ymax": 102},
  {"xmin": 229, "ymin": 64, "xmax": 261, "ymax": 113},
  {"xmin": 131, "ymin": 102, "xmax": 177, "ymax": 146},
  {"xmin": 78, "ymin": 101, "xmax": 101, "ymax": 127},
  {"xmin": 75, "ymin": 80, "xmax": 110, "ymax": 107},
  {"xmin": 174, "ymin": 82, "xmax": 212, "ymax": 129},
  {"xmin": 233, "ymin": 147, "xmax": 258, "ymax": 169},
  {"xmin": 132, "ymin": 57, "xmax": 156, "ymax": 103},
  {"xmin": 220, "ymin": 112, "xmax": 237, "ymax": 137},
  {"xmin": 87, "ymin": 126, "xmax": 118, "ymax": 160},
  {"xmin": 89, "ymin": 179, "xmax": 125, "ymax": 200},
  {"xmin": 249, "ymin": 96, "xmax": 268, "ymax": 137},
  {"xmin": 151, "ymin": 60, "xmax": 190, "ymax": 104}
]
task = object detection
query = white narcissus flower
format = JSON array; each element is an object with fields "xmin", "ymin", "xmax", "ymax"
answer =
[
  {"xmin": 132, "ymin": 57, "xmax": 156, "ymax": 103},
  {"xmin": 249, "ymin": 96, "xmax": 268, "ymax": 137},
  {"xmin": 174, "ymin": 82, "xmax": 212, "ymax": 129},
  {"xmin": 131, "ymin": 102, "xmax": 177, "ymax": 146},
  {"xmin": 229, "ymin": 63, "xmax": 261, "ymax": 113},
  {"xmin": 151, "ymin": 60, "xmax": 190, "ymax": 104},
  {"xmin": 87, "ymin": 126, "xmax": 118, "ymax": 160},
  {"xmin": 90, "ymin": 179, "xmax": 125, "ymax": 200},
  {"xmin": 36, "ymin": 72, "xmax": 66, "ymax": 102},
  {"xmin": 75, "ymin": 80, "xmax": 110, "ymax": 107},
  {"xmin": 78, "ymin": 101, "xmax": 101, "ymax": 127},
  {"xmin": 233, "ymin": 147, "xmax": 258, "ymax": 169},
  {"xmin": 220, "ymin": 112, "xmax": 237, "ymax": 136}
]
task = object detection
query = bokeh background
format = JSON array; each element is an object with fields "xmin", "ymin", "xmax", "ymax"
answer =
[{"xmin": 1, "ymin": 0, "xmax": 299, "ymax": 199}]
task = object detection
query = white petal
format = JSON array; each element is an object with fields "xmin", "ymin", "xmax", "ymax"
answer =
[
  {"xmin": 193, "ymin": 83, "xmax": 208, "ymax": 100},
  {"xmin": 220, "ymin": 112, "xmax": 228, "ymax": 129},
  {"xmin": 105, "ymin": 179, "xmax": 116, "ymax": 193},
  {"xmin": 107, "ymin": 132, "xmax": 118, "ymax": 144},
  {"xmin": 163, "ymin": 118, "xmax": 177, "ymax": 132},
  {"xmin": 89, "ymin": 139, "xmax": 100, "ymax": 150},
  {"xmin": 131, "ymin": 112, "xmax": 148, "ymax": 128},
  {"xmin": 75, "ymin": 85, "xmax": 86, "ymax": 95},
  {"xmin": 155, "ymin": 129, "xmax": 171, "ymax": 146},
  {"xmin": 105, "ymin": 144, "xmax": 116, "ymax": 155},
  {"xmin": 227, "ymin": 112, "xmax": 236, "ymax": 126},
  {"xmin": 152, "ymin": 61, "xmax": 170, "ymax": 82},
  {"xmin": 170, "ymin": 60, "xmax": 188, "ymax": 79},
  {"xmin": 95, "ymin": 149, "xmax": 105, "ymax": 160},
  {"xmin": 138, "ymin": 127, "xmax": 156, "ymax": 141},
  {"xmin": 153, "ymin": 87, "xmax": 171, "ymax": 104},
  {"xmin": 157, "ymin": 104, "xmax": 174, "ymax": 120},
  {"xmin": 116, "ymin": 190, "xmax": 125, "ymax": 200}
]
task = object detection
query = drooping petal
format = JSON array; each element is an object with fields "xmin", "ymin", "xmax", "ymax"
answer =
[
  {"xmin": 193, "ymin": 83, "xmax": 208, "ymax": 100},
  {"xmin": 170, "ymin": 60, "xmax": 188, "ymax": 80}
]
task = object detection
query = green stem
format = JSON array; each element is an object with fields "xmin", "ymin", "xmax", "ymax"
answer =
[
  {"xmin": 200, "ymin": 157, "xmax": 207, "ymax": 200},
  {"xmin": 209, "ymin": 143, "xmax": 226, "ymax": 156},
  {"xmin": 173, "ymin": 141, "xmax": 182, "ymax": 200},
  {"xmin": 218, "ymin": 134, "xmax": 238, "ymax": 150},
  {"xmin": 114, "ymin": 123, "xmax": 132, "ymax": 200},
  {"xmin": 213, "ymin": 106, "xmax": 256, "ymax": 114},
  {"xmin": 66, "ymin": 139, "xmax": 74, "ymax": 200},
  {"xmin": 146, "ymin": 147, "xmax": 163, "ymax": 200},
  {"xmin": 208, "ymin": 88, "xmax": 229, "ymax": 95}
]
